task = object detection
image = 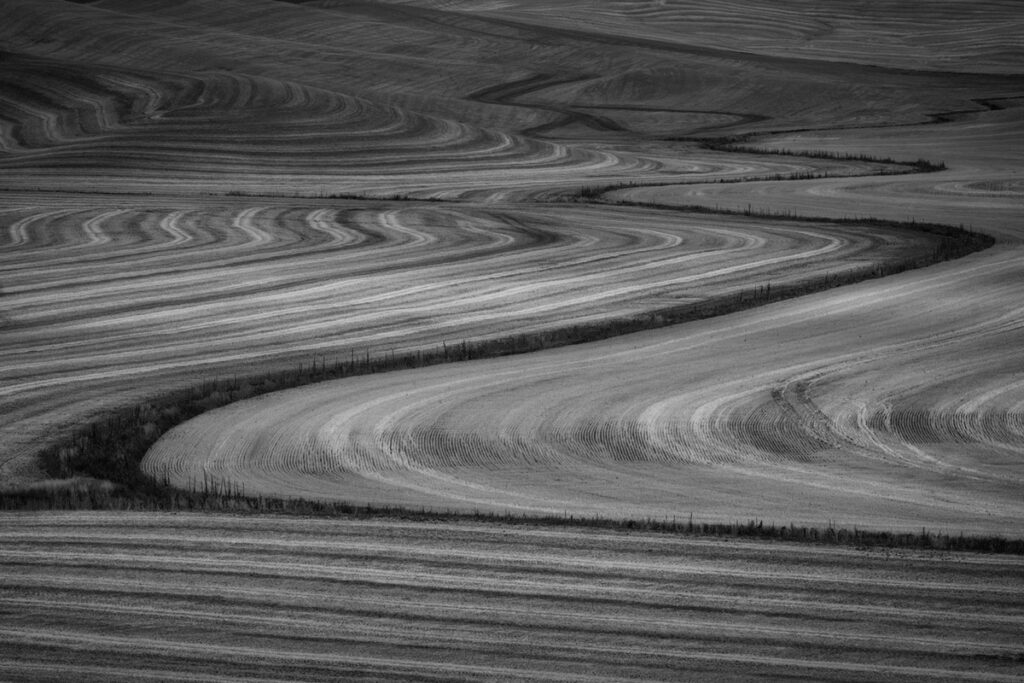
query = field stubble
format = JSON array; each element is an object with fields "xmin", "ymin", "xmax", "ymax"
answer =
[{"xmin": 0, "ymin": 512, "xmax": 1021, "ymax": 681}]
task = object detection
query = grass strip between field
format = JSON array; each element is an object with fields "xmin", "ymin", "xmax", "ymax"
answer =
[{"xmin": 3, "ymin": 486, "xmax": 1021, "ymax": 553}]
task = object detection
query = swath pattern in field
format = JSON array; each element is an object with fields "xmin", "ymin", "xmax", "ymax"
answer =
[
  {"xmin": 1, "ymin": 197, "xmax": 932, "ymax": 485},
  {"xmin": 144, "ymin": 242, "xmax": 1024, "ymax": 535},
  {"xmin": 0, "ymin": 512, "xmax": 1021, "ymax": 682}
]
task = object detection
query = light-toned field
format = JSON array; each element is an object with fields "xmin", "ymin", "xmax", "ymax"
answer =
[
  {"xmin": 2, "ymin": 1, "xmax": 1024, "ymax": 679},
  {"xmin": 1, "ymin": 512, "xmax": 1022, "ymax": 681}
]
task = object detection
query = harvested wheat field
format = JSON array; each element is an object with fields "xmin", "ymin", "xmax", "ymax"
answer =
[
  {"xmin": 2, "ymin": 0, "xmax": 1024, "ymax": 679},
  {"xmin": 1, "ymin": 512, "xmax": 1023, "ymax": 681}
]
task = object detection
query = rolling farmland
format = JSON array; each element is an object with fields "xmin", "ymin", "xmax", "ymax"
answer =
[{"xmin": 2, "ymin": 0, "xmax": 1024, "ymax": 679}]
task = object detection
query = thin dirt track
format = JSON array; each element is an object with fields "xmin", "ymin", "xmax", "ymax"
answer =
[{"xmin": 1, "ymin": 512, "xmax": 1022, "ymax": 681}]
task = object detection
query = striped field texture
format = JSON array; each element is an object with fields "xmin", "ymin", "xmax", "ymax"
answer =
[{"xmin": 1, "ymin": 512, "xmax": 1022, "ymax": 681}]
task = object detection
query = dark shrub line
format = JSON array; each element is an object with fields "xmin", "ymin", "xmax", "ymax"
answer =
[
  {"xmin": 223, "ymin": 189, "xmax": 448, "ymax": 201},
  {"xmin": 594, "ymin": 197, "xmax": 990, "ymax": 247},
  {"xmin": 700, "ymin": 134, "xmax": 947, "ymax": 172},
  {"xmin": 1, "ymin": 484, "xmax": 1019, "ymax": 553},
  {"xmin": 569, "ymin": 143, "xmax": 947, "ymax": 203},
  {"xmin": 572, "ymin": 166, "xmax": 938, "ymax": 202}
]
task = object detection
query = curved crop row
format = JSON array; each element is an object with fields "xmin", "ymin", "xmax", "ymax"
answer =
[
  {"xmin": 0, "ymin": 53, "xmax": 632, "ymax": 197},
  {"xmin": 2, "ymin": 196, "xmax": 940, "ymax": 483}
]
